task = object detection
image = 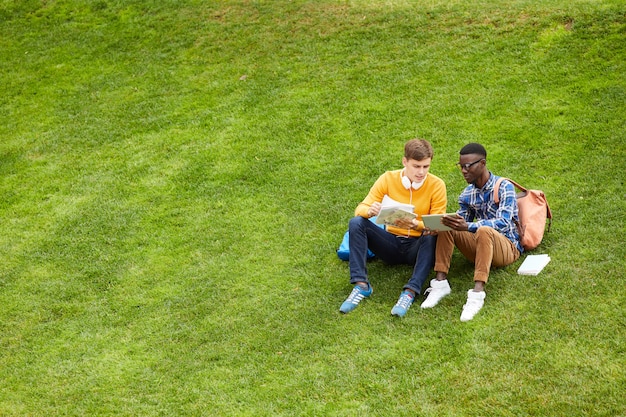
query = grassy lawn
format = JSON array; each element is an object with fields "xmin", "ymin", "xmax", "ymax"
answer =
[{"xmin": 0, "ymin": 0, "xmax": 624, "ymax": 415}]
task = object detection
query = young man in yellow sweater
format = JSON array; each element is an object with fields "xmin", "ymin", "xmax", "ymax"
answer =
[{"xmin": 340, "ymin": 139, "xmax": 447, "ymax": 317}]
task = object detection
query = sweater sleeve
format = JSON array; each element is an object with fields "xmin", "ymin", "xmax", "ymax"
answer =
[
  {"xmin": 428, "ymin": 178, "xmax": 447, "ymax": 215},
  {"xmin": 354, "ymin": 174, "xmax": 387, "ymax": 218}
]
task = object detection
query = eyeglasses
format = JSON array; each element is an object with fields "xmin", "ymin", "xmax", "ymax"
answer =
[{"xmin": 456, "ymin": 159, "xmax": 484, "ymax": 170}]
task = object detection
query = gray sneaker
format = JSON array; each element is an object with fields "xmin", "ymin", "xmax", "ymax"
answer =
[
  {"xmin": 391, "ymin": 290, "xmax": 414, "ymax": 317},
  {"xmin": 340, "ymin": 284, "xmax": 372, "ymax": 314}
]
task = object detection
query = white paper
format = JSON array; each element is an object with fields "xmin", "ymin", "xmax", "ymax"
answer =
[
  {"xmin": 381, "ymin": 195, "xmax": 414, "ymax": 212},
  {"xmin": 517, "ymin": 254, "xmax": 551, "ymax": 275}
]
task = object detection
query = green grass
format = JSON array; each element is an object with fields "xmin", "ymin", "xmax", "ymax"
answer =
[{"xmin": 1, "ymin": 0, "xmax": 625, "ymax": 415}]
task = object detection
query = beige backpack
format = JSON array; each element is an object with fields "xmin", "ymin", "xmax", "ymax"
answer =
[{"xmin": 494, "ymin": 178, "xmax": 552, "ymax": 251}]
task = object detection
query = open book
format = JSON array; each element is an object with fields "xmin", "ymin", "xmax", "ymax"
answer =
[{"xmin": 375, "ymin": 195, "xmax": 416, "ymax": 226}]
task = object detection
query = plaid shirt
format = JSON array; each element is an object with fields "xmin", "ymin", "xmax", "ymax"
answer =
[{"xmin": 457, "ymin": 173, "xmax": 523, "ymax": 253}]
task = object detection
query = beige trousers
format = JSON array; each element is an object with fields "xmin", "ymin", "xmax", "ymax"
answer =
[{"xmin": 434, "ymin": 227, "xmax": 520, "ymax": 283}]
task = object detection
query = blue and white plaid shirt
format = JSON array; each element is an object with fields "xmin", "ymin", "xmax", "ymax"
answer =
[{"xmin": 457, "ymin": 173, "xmax": 523, "ymax": 253}]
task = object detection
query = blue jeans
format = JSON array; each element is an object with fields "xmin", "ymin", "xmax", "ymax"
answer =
[{"xmin": 348, "ymin": 216, "xmax": 437, "ymax": 294}]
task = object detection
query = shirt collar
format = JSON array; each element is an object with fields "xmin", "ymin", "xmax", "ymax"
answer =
[{"xmin": 477, "ymin": 172, "xmax": 495, "ymax": 191}]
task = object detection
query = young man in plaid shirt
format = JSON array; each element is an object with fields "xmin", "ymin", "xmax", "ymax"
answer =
[{"xmin": 421, "ymin": 143, "xmax": 522, "ymax": 321}]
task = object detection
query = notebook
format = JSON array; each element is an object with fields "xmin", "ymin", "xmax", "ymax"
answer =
[
  {"xmin": 421, "ymin": 214, "xmax": 457, "ymax": 232},
  {"xmin": 517, "ymin": 254, "xmax": 551, "ymax": 275}
]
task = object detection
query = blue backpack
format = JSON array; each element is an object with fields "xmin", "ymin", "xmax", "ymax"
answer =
[{"xmin": 336, "ymin": 217, "xmax": 384, "ymax": 261}]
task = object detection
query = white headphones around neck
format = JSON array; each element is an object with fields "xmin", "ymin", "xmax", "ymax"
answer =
[{"xmin": 401, "ymin": 169, "xmax": 425, "ymax": 190}]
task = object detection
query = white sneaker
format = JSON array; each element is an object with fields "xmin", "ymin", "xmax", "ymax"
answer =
[
  {"xmin": 420, "ymin": 279, "xmax": 451, "ymax": 309},
  {"xmin": 460, "ymin": 289, "xmax": 486, "ymax": 322}
]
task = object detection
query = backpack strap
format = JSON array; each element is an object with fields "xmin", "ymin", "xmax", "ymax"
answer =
[
  {"xmin": 506, "ymin": 178, "xmax": 528, "ymax": 193},
  {"xmin": 493, "ymin": 177, "xmax": 506, "ymax": 204},
  {"xmin": 494, "ymin": 177, "xmax": 531, "ymax": 203}
]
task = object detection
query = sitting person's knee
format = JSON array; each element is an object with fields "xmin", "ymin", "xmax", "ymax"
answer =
[
  {"xmin": 349, "ymin": 216, "xmax": 368, "ymax": 228},
  {"xmin": 475, "ymin": 226, "xmax": 496, "ymax": 238}
]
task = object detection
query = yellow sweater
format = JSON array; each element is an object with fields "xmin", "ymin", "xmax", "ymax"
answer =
[{"xmin": 355, "ymin": 170, "xmax": 447, "ymax": 238}]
